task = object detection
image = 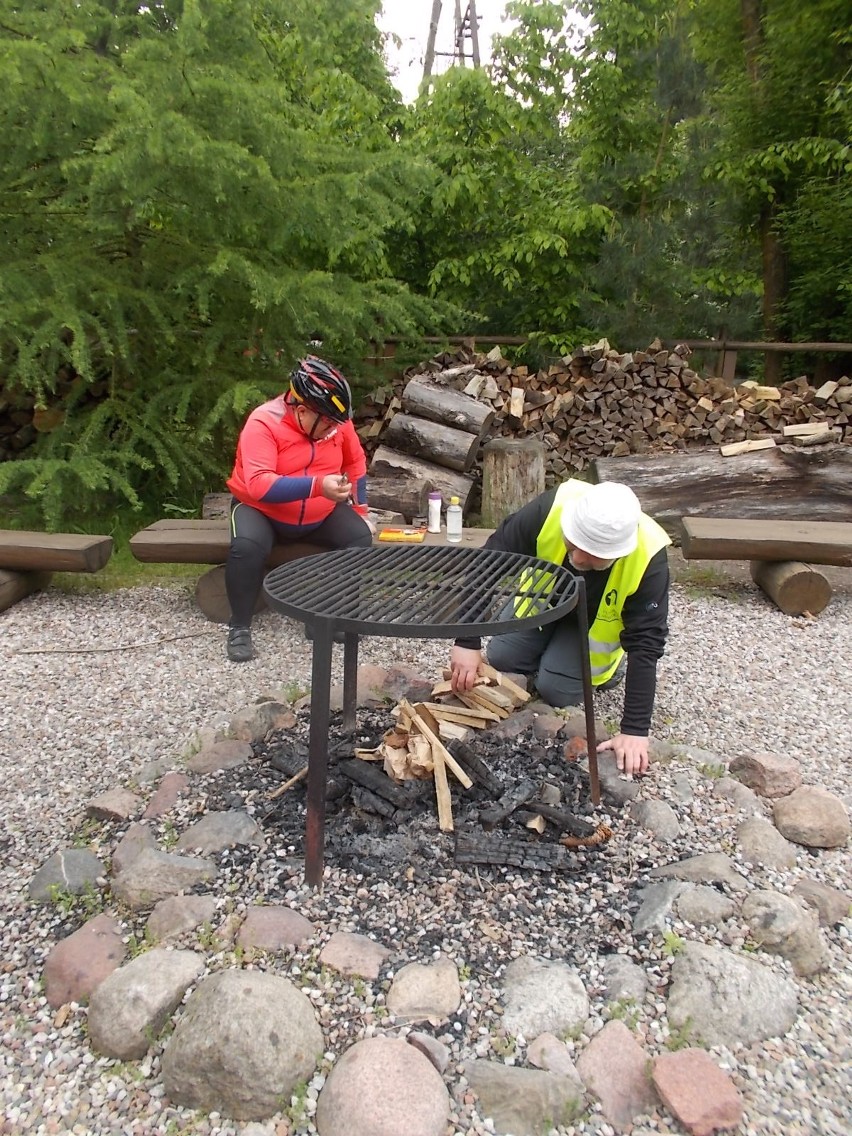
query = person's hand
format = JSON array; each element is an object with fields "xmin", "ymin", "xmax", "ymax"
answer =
[
  {"xmin": 597, "ymin": 733, "xmax": 650, "ymax": 778},
  {"xmin": 320, "ymin": 474, "xmax": 352, "ymax": 503},
  {"xmin": 450, "ymin": 646, "xmax": 482, "ymax": 692}
]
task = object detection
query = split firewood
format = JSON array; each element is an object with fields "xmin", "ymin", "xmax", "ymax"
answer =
[
  {"xmin": 417, "ymin": 701, "xmax": 495, "ymax": 728},
  {"xmin": 782, "ymin": 422, "xmax": 831, "ymax": 437},
  {"xmin": 719, "ymin": 438, "xmax": 776, "ymax": 457},
  {"xmin": 478, "ymin": 663, "xmax": 531, "ymax": 704},
  {"xmin": 458, "ymin": 688, "xmax": 512, "ymax": 719},
  {"xmin": 437, "ymin": 720, "xmax": 473, "ymax": 743},
  {"xmin": 354, "ymin": 746, "xmax": 384, "ymax": 762},
  {"xmin": 790, "ymin": 427, "xmax": 842, "ymax": 447},
  {"xmin": 455, "ymin": 692, "xmax": 503, "ymax": 722},
  {"xmin": 400, "ymin": 700, "xmax": 474, "ymax": 788},
  {"xmin": 428, "ymin": 737, "xmax": 453, "ymax": 832},
  {"xmin": 469, "ymin": 684, "xmax": 516, "ymax": 712},
  {"xmin": 525, "ymin": 814, "xmax": 547, "ymax": 834}
]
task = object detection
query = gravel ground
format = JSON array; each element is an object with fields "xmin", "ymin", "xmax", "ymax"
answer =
[{"xmin": 1, "ymin": 567, "xmax": 850, "ymax": 1136}]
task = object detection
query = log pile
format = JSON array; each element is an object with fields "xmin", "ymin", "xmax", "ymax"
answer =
[
  {"xmin": 360, "ymin": 367, "xmax": 495, "ymax": 517},
  {"xmin": 354, "ymin": 339, "xmax": 851, "ymax": 500}
]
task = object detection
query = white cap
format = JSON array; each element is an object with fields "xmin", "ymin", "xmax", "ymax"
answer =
[{"xmin": 561, "ymin": 482, "xmax": 641, "ymax": 559}]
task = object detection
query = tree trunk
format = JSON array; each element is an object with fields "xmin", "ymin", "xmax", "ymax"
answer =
[
  {"xmin": 749, "ymin": 560, "xmax": 832, "ymax": 615},
  {"xmin": 480, "ymin": 437, "xmax": 546, "ymax": 527},
  {"xmin": 401, "ymin": 377, "xmax": 495, "ymax": 439},
  {"xmin": 369, "ymin": 445, "xmax": 475, "ymax": 520},
  {"xmin": 593, "ymin": 446, "xmax": 852, "ymax": 537},
  {"xmin": 382, "ymin": 412, "xmax": 483, "ymax": 472}
]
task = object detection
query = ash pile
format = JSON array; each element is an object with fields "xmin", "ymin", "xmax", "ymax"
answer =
[{"xmin": 211, "ymin": 670, "xmax": 615, "ymax": 878}]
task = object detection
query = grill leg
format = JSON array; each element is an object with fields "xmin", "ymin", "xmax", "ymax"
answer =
[
  {"xmin": 575, "ymin": 578, "xmax": 601, "ymax": 806},
  {"xmin": 304, "ymin": 622, "xmax": 334, "ymax": 888},
  {"xmin": 342, "ymin": 632, "xmax": 359, "ymax": 732}
]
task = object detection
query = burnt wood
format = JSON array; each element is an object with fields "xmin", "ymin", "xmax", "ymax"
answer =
[
  {"xmin": 337, "ymin": 759, "xmax": 430, "ymax": 808},
  {"xmin": 682, "ymin": 517, "xmax": 852, "ymax": 566},
  {"xmin": 593, "ymin": 447, "xmax": 852, "ymax": 537},
  {"xmin": 446, "ymin": 739, "xmax": 504, "ymax": 797},
  {"xmin": 401, "ymin": 377, "xmax": 495, "ymax": 439},
  {"xmin": 525, "ymin": 801, "xmax": 599, "ymax": 839},
  {"xmin": 479, "ymin": 777, "xmax": 538, "ymax": 829},
  {"xmin": 453, "ymin": 828, "xmax": 581, "ymax": 872},
  {"xmin": 0, "ymin": 531, "xmax": 113, "ymax": 572},
  {"xmin": 350, "ymin": 786, "xmax": 398, "ymax": 820}
]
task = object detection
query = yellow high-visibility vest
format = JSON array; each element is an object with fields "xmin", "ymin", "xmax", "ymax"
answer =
[{"xmin": 525, "ymin": 480, "xmax": 671, "ymax": 684}]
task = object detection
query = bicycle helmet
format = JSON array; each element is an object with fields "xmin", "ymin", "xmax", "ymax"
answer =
[{"xmin": 288, "ymin": 356, "xmax": 352, "ymax": 423}]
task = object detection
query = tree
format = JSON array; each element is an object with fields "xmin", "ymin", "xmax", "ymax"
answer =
[
  {"xmin": 0, "ymin": 0, "xmax": 454, "ymax": 524},
  {"xmin": 694, "ymin": 0, "xmax": 852, "ymax": 375}
]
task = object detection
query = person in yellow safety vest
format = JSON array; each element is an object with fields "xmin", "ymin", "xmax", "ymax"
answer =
[{"xmin": 450, "ymin": 480, "xmax": 671, "ymax": 777}]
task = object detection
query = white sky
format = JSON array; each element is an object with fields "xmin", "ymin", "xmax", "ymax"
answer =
[{"xmin": 376, "ymin": 0, "xmax": 516, "ymax": 103}]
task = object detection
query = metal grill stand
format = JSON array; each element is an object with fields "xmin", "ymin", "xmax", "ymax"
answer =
[{"xmin": 264, "ymin": 545, "xmax": 596, "ymax": 886}]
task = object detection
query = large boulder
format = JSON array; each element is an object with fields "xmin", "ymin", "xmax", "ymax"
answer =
[
  {"xmin": 88, "ymin": 949, "xmax": 205, "ymax": 1059},
  {"xmin": 316, "ymin": 1037, "xmax": 450, "ymax": 1136},
  {"xmin": 667, "ymin": 943, "xmax": 798, "ymax": 1048},
  {"xmin": 162, "ymin": 969, "xmax": 323, "ymax": 1121}
]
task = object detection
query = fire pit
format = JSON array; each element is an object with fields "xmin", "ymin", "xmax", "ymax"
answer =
[{"xmin": 264, "ymin": 544, "xmax": 595, "ymax": 885}]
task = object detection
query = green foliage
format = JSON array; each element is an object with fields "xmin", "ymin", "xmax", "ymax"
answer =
[
  {"xmin": 662, "ymin": 929, "xmax": 685, "ymax": 956},
  {"xmin": 401, "ymin": 63, "xmax": 610, "ymax": 343},
  {"xmin": 0, "ymin": 0, "xmax": 456, "ymax": 525},
  {"xmin": 45, "ymin": 882, "xmax": 105, "ymax": 920}
]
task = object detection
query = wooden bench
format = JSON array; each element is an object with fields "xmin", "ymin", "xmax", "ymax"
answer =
[
  {"xmin": 0, "ymin": 531, "xmax": 114, "ymax": 613},
  {"xmin": 130, "ymin": 519, "xmax": 492, "ymax": 623},
  {"xmin": 681, "ymin": 517, "xmax": 852, "ymax": 615}
]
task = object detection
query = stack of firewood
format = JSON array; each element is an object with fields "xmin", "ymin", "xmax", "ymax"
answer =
[{"xmin": 354, "ymin": 339, "xmax": 851, "ymax": 489}]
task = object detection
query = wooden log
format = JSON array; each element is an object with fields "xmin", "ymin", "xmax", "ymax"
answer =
[
  {"xmin": 365, "ymin": 465, "xmax": 434, "ymax": 520},
  {"xmin": 202, "ymin": 492, "xmax": 231, "ymax": 518},
  {"xmin": 382, "ymin": 412, "xmax": 482, "ymax": 472},
  {"xmin": 369, "ymin": 446, "xmax": 475, "ymax": 518},
  {"xmin": 681, "ymin": 517, "xmax": 852, "ymax": 566},
  {"xmin": 401, "ymin": 377, "xmax": 495, "ymax": 438},
  {"xmin": 480, "ymin": 437, "xmax": 546, "ymax": 528},
  {"xmin": 749, "ymin": 560, "xmax": 833, "ymax": 615},
  {"xmin": 0, "ymin": 532, "xmax": 113, "ymax": 572},
  {"xmin": 593, "ymin": 447, "xmax": 852, "ymax": 537},
  {"xmin": 0, "ymin": 568, "xmax": 52, "ymax": 613},
  {"xmin": 719, "ymin": 438, "xmax": 776, "ymax": 457}
]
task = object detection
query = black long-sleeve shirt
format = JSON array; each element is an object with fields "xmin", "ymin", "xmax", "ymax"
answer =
[{"xmin": 455, "ymin": 487, "xmax": 670, "ymax": 735}]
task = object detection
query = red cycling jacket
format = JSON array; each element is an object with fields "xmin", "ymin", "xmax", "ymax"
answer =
[{"xmin": 226, "ymin": 395, "xmax": 368, "ymax": 526}]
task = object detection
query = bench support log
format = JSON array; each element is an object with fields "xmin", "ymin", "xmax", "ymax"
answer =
[
  {"xmin": 749, "ymin": 561, "xmax": 833, "ymax": 616},
  {"xmin": 0, "ymin": 569, "xmax": 53, "ymax": 613}
]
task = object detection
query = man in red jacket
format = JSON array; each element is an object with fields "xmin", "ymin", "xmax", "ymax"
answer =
[{"xmin": 224, "ymin": 356, "xmax": 371, "ymax": 662}]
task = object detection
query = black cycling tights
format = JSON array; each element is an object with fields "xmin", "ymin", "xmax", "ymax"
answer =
[{"xmin": 225, "ymin": 499, "xmax": 372, "ymax": 627}]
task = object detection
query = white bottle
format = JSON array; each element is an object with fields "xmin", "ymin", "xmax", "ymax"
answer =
[
  {"xmin": 427, "ymin": 491, "xmax": 442, "ymax": 533},
  {"xmin": 446, "ymin": 496, "xmax": 463, "ymax": 543}
]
